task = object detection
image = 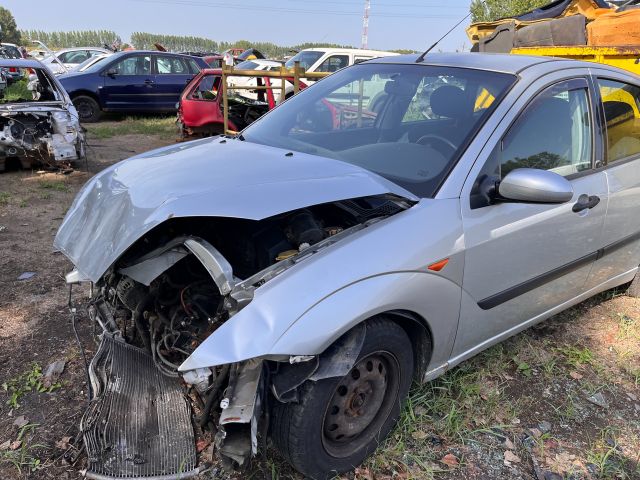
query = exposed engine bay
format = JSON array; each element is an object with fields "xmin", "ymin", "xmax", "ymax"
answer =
[
  {"xmin": 0, "ymin": 66, "xmax": 85, "ymax": 171},
  {"xmin": 77, "ymin": 195, "xmax": 409, "ymax": 478}
]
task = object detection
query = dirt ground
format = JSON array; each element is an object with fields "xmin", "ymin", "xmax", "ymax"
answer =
[{"xmin": 0, "ymin": 122, "xmax": 638, "ymax": 480}]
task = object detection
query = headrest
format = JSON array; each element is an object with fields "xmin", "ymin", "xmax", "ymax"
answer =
[
  {"xmin": 430, "ymin": 86, "xmax": 467, "ymax": 119},
  {"xmin": 384, "ymin": 79, "xmax": 417, "ymax": 98}
]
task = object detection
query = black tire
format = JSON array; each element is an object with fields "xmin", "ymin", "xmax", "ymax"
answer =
[
  {"xmin": 73, "ymin": 95, "xmax": 102, "ymax": 123},
  {"xmin": 270, "ymin": 318, "xmax": 414, "ymax": 479},
  {"xmin": 628, "ymin": 271, "xmax": 640, "ymax": 298}
]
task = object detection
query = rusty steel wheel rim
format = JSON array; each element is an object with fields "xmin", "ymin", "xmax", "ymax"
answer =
[{"xmin": 321, "ymin": 351, "xmax": 400, "ymax": 458}]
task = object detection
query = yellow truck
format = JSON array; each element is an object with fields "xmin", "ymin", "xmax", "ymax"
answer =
[{"xmin": 511, "ymin": 45, "xmax": 640, "ymax": 76}]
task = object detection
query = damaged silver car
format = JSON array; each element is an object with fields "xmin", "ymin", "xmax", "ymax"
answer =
[
  {"xmin": 55, "ymin": 53, "xmax": 640, "ymax": 479},
  {"xmin": 0, "ymin": 58, "xmax": 85, "ymax": 172}
]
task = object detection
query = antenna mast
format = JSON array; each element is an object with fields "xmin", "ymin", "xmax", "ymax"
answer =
[{"xmin": 361, "ymin": 0, "xmax": 370, "ymax": 49}]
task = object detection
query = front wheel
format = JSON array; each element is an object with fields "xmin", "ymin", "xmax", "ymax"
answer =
[
  {"xmin": 73, "ymin": 95, "xmax": 102, "ymax": 123},
  {"xmin": 270, "ymin": 318, "xmax": 414, "ymax": 479}
]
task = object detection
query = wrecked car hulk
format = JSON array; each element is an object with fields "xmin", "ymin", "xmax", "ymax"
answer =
[
  {"xmin": 54, "ymin": 53, "xmax": 640, "ymax": 479},
  {"xmin": 0, "ymin": 58, "xmax": 85, "ymax": 172}
]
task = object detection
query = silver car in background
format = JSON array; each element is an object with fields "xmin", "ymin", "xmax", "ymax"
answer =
[{"xmin": 55, "ymin": 53, "xmax": 640, "ymax": 480}]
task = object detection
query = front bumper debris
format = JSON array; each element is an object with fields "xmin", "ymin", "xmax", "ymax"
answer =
[{"xmin": 82, "ymin": 334, "xmax": 200, "ymax": 480}]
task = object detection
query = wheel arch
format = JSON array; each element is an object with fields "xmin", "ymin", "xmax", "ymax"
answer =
[
  {"xmin": 378, "ymin": 309, "xmax": 433, "ymax": 381},
  {"xmin": 70, "ymin": 89, "xmax": 102, "ymax": 106}
]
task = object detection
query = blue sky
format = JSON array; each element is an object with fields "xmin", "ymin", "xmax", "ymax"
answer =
[{"xmin": 5, "ymin": 0, "xmax": 473, "ymax": 53}]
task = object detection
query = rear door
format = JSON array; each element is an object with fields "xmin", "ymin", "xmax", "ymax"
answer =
[
  {"xmin": 101, "ymin": 54, "xmax": 153, "ymax": 110},
  {"xmin": 152, "ymin": 54, "xmax": 197, "ymax": 110},
  {"xmin": 583, "ymin": 70, "xmax": 640, "ymax": 288},
  {"xmin": 454, "ymin": 74, "xmax": 608, "ymax": 357}
]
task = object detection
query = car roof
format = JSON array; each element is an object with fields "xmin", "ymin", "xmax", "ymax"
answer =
[
  {"xmin": 302, "ymin": 47, "xmax": 397, "ymax": 56},
  {"xmin": 0, "ymin": 58, "xmax": 46, "ymax": 69},
  {"xmin": 367, "ymin": 52, "xmax": 612, "ymax": 75},
  {"xmin": 110, "ymin": 50, "xmax": 202, "ymax": 58},
  {"xmin": 243, "ymin": 59, "xmax": 282, "ymax": 66},
  {"xmin": 56, "ymin": 47, "xmax": 110, "ymax": 52}
]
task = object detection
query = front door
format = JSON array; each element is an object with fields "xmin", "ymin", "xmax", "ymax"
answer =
[
  {"xmin": 101, "ymin": 54, "xmax": 153, "ymax": 110},
  {"xmin": 454, "ymin": 77, "xmax": 608, "ymax": 357}
]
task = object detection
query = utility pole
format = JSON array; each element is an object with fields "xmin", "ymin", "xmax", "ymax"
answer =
[{"xmin": 361, "ymin": 0, "xmax": 370, "ymax": 49}]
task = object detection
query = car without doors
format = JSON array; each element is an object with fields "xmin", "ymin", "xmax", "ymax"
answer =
[
  {"xmin": 0, "ymin": 58, "xmax": 85, "ymax": 171},
  {"xmin": 55, "ymin": 53, "xmax": 640, "ymax": 479}
]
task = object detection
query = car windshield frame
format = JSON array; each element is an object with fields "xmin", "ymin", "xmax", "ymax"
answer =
[{"xmin": 241, "ymin": 63, "xmax": 517, "ymax": 198}]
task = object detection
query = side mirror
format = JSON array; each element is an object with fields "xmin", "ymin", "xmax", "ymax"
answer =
[
  {"xmin": 105, "ymin": 68, "xmax": 118, "ymax": 77},
  {"xmin": 498, "ymin": 168, "xmax": 573, "ymax": 204}
]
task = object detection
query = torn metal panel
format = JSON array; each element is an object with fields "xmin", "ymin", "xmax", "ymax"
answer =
[
  {"xmin": 119, "ymin": 249, "xmax": 189, "ymax": 286},
  {"xmin": 184, "ymin": 238, "xmax": 235, "ymax": 295},
  {"xmin": 220, "ymin": 359, "xmax": 263, "ymax": 425},
  {"xmin": 310, "ymin": 323, "xmax": 366, "ymax": 381}
]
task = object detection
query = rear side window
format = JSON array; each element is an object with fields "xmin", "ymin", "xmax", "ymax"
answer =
[
  {"xmin": 156, "ymin": 56, "xmax": 189, "ymax": 74},
  {"xmin": 186, "ymin": 58, "xmax": 201, "ymax": 74},
  {"xmin": 597, "ymin": 78, "xmax": 640, "ymax": 163},
  {"xmin": 111, "ymin": 55, "xmax": 151, "ymax": 75},
  {"xmin": 500, "ymin": 81, "xmax": 593, "ymax": 178}
]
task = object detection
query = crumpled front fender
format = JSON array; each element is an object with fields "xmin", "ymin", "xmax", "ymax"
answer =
[{"xmin": 178, "ymin": 270, "xmax": 461, "ymax": 372}]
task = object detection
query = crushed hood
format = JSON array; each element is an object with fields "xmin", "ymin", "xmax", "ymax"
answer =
[{"xmin": 54, "ymin": 137, "xmax": 417, "ymax": 281}]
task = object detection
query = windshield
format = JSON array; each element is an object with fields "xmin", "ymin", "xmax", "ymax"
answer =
[
  {"xmin": 242, "ymin": 63, "xmax": 515, "ymax": 197},
  {"xmin": 236, "ymin": 60, "xmax": 259, "ymax": 70},
  {"xmin": 285, "ymin": 50, "xmax": 324, "ymax": 70}
]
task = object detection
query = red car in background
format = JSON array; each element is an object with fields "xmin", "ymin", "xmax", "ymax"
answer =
[
  {"xmin": 177, "ymin": 68, "xmax": 277, "ymax": 137},
  {"xmin": 177, "ymin": 67, "xmax": 378, "ymax": 138}
]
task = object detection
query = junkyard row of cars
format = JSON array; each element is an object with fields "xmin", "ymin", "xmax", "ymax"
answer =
[{"xmin": 0, "ymin": 43, "xmax": 397, "ymax": 171}]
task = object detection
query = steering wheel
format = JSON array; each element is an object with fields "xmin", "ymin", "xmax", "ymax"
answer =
[{"xmin": 416, "ymin": 134, "xmax": 457, "ymax": 155}]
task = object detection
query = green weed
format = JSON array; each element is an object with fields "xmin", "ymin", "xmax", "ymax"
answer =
[
  {"xmin": 2, "ymin": 363, "xmax": 61, "ymax": 409},
  {"xmin": 0, "ymin": 423, "xmax": 45, "ymax": 475}
]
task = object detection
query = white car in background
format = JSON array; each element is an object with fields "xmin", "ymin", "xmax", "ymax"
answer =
[
  {"xmin": 41, "ymin": 47, "xmax": 112, "ymax": 74},
  {"xmin": 66, "ymin": 53, "xmax": 113, "ymax": 73},
  {"xmin": 281, "ymin": 47, "xmax": 399, "ymax": 99},
  {"xmin": 228, "ymin": 59, "xmax": 283, "ymax": 100}
]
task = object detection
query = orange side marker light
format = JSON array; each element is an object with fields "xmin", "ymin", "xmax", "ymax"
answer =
[{"xmin": 427, "ymin": 258, "xmax": 449, "ymax": 272}]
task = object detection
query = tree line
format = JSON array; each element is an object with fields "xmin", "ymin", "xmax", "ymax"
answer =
[
  {"xmin": 17, "ymin": 29, "xmax": 355, "ymax": 57},
  {"xmin": 19, "ymin": 30, "xmax": 122, "ymax": 49}
]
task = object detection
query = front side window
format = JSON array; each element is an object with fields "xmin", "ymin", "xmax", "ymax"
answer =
[
  {"xmin": 188, "ymin": 75, "xmax": 220, "ymax": 101},
  {"xmin": 317, "ymin": 55, "xmax": 349, "ymax": 73},
  {"xmin": 110, "ymin": 55, "xmax": 151, "ymax": 75},
  {"xmin": 242, "ymin": 63, "xmax": 515, "ymax": 197},
  {"xmin": 500, "ymin": 81, "xmax": 593, "ymax": 178},
  {"xmin": 156, "ymin": 56, "xmax": 188, "ymax": 74},
  {"xmin": 597, "ymin": 78, "xmax": 640, "ymax": 163}
]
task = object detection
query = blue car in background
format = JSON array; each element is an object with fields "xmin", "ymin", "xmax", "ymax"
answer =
[{"xmin": 58, "ymin": 50, "xmax": 207, "ymax": 122}]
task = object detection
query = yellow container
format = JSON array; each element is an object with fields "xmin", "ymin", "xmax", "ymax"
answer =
[{"xmin": 511, "ymin": 46, "xmax": 640, "ymax": 76}]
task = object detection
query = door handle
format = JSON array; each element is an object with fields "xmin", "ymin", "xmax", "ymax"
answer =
[
  {"xmin": 572, "ymin": 194, "xmax": 600, "ymax": 213},
  {"xmin": 144, "ymin": 79, "xmax": 155, "ymax": 85}
]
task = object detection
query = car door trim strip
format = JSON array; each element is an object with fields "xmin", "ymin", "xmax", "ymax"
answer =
[{"xmin": 478, "ymin": 230, "xmax": 640, "ymax": 310}]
